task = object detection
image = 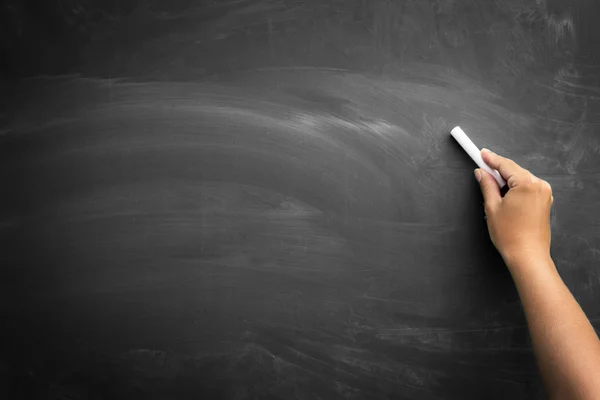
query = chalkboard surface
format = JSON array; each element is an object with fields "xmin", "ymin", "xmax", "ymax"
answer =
[{"xmin": 1, "ymin": 1, "xmax": 600, "ymax": 399}]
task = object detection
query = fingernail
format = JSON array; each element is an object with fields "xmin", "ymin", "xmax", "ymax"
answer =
[
  {"xmin": 481, "ymin": 148, "xmax": 490, "ymax": 154},
  {"xmin": 474, "ymin": 169, "xmax": 482, "ymax": 182}
]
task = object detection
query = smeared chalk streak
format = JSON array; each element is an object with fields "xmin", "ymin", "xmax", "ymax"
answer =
[
  {"xmin": 536, "ymin": 0, "xmax": 575, "ymax": 44},
  {"xmin": 362, "ymin": 294, "xmax": 414, "ymax": 304}
]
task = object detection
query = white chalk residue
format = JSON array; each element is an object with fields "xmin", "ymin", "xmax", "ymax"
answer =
[{"xmin": 536, "ymin": 0, "xmax": 575, "ymax": 44}]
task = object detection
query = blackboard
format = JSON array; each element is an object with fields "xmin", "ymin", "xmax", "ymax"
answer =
[{"xmin": 1, "ymin": 0, "xmax": 599, "ymax": 399}]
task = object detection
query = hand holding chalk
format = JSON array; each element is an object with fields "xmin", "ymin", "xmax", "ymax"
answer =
[
  {"xmin": 450, "ymin": 126, "xmax": 507, "ymax": 188},
  {"xmin": 475, "ymin": 149, "xmax": 553, "ymax": 263}
]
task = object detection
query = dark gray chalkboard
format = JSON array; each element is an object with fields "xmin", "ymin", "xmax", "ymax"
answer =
[{"xmin": 1, "ymin": 0, "xmax": 600, "ymax": 399}]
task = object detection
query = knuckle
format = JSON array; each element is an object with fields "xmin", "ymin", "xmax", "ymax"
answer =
[
  {"xmin": 542, "ymin": 180, "xmax": 552, "ymax": 193},
  {"xmin": 518, "ymin": 173, "xmax": 536, "ymax": 190},
  {"xmin": 535, "ymin": 178, "xmax": 551, "ymax": 193},
  {"xmin": 529, "ymin": 175, "xmax": 538, "ymax": 185}
]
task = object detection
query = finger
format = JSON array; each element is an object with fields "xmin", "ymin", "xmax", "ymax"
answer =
[
  {"xmin": 475, "ymin": 169, "xmax": 501, "ymax": 211},
  {"xmin": 481, "ymin": 149, "xmax": 524, "ymax": 185}
]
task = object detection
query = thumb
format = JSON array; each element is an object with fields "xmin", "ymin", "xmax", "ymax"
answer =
[{"xmin": 475, "ymin": 169, "xmax": 501, "ymax": 210}]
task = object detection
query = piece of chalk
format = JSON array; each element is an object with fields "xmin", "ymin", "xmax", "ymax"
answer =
[{"xmin": 450, "ymin": 126, "xmax": 506, "ymax": 188}]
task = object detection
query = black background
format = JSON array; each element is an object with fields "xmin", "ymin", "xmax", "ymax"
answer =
[{"xmin": 1, "ymin": 0, "xmax": 600, "ymax": 399}]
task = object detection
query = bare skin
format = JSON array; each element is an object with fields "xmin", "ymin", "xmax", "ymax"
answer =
[{"xmin": 475, "ymin": 149, "xmax": 600, "ymax": 400}]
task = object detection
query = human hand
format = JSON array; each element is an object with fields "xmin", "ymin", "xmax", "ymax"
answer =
[{"xmin": 475, "ymin": 149, "xmax": 553, "ymax": 265}]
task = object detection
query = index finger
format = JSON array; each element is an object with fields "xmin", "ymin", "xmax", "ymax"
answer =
[{"xmin": 481, "ymin": 149, "xmax": 524, "ymax": 186}]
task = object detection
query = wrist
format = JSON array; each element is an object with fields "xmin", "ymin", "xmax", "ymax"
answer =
[{"xmin": 501, "ymin": 248, "xmax": 553, "ymax": 271}]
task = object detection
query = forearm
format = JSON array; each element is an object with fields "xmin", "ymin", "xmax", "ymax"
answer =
[{"xmin": 506, "ymin": 253, "xmax": 600, "ymax": 399}]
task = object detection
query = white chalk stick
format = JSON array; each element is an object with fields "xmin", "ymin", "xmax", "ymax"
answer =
[{"xmin": 450, "ymin": 126, "xmax": 506, "ymax": 188}]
